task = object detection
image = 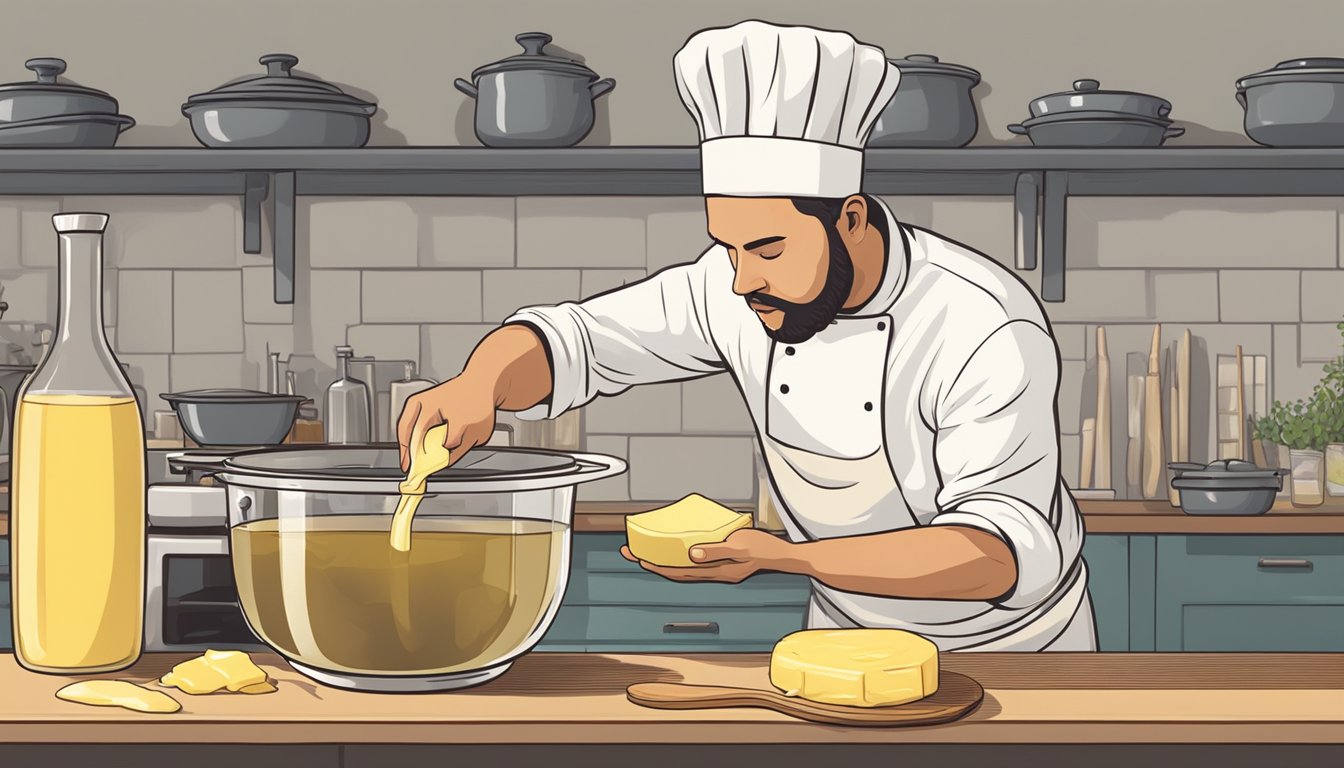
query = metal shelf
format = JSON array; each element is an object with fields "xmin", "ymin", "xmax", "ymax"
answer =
[{"xmin": 0, "ymin": 146, "xmax": 1341, "ymax": 303}]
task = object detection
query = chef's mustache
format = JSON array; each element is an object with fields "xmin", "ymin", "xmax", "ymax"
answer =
[{"xmin": 744, "ymin": 291, "xmax": 805, "ymax": 311}]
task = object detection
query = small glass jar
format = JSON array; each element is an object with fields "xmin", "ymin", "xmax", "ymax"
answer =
[
  {"xmin": 1327, "ymin": 444, "xmax": 1344, "ymax": 497},
  {"xmin": 1290, "ymin": 449, "xmax": 1325, "ymax": 507}
]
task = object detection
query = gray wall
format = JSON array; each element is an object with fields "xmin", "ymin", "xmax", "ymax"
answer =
[{"xmin": 0, "ymin": 1, "xmax": 1339, "ymax": 503}]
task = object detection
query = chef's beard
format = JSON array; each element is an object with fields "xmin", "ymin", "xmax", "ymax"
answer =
[{"xmin": 745, "ymin": 222, "xmax": 854, "ymax": 345}]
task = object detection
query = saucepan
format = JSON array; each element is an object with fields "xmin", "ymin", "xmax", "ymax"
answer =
[
  {"xmin": 214, "ymin": 444, "xmax": 626, "ymax": 692},
  {"xmin": 868, "ymin": 54, "xmax": 981, "ymax": 148},
  {"xmin": 182, "ymin": 54, "xmax": 377, "ymax": 148},
  {"xmin": 455, "ymin": 32, "xmax": 616, "ymax": 148},
  {"xmin": 160, "ymin": 389, "xmax": 305, "ymax": 446},
  {"xmin": 1169, "ymin": 459, "xmax": 1287, "ymax": 515},
  {"xmin": 1009, "ymin": 79, "xmax": 1183, "ymax": 147},
  {"xmin": 1237, "ymin": 58, "xmax": 1344, "ymax": 147},
  {"xmin": 0, "ymin": 57, "xmax": 135, "ymax": 147}
]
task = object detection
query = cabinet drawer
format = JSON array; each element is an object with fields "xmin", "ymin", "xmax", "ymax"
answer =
[
  {"xmin": 1179, "ymin": 604, "xmax": 1344, "ymax": 652},
  {"xmin": 1156, "ymin": 535, "xmax": 1344, "ymax": 602},
  {"xmin": 542, "ymin": 605, "xmax": 806, "ymax": 645},
  {"xmin": 565, "ymin": 570, "xmax": 811, "ymax": 607}
]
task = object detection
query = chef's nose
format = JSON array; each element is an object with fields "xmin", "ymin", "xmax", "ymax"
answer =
[{"xmin": 732, "ymin": 258, "xmax": 767, "ymax": 297}]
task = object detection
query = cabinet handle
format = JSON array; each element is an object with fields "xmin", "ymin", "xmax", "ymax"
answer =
[
  {"xmin": 663, "ymin": 621, "xmax": 720, "ymax": 634},
  {"xmin": 1257, "ymin": 557, "xmax": 1313, "ymax": 569}
]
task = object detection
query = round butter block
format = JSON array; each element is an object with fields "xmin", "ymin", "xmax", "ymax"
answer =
[{"xmin": 769, "ymin": 628, "xmax": 939, "ymax": 707}]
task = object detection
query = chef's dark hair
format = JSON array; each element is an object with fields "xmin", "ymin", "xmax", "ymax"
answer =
[{"xmin": 790, "ymin": 194, "xmax": 889, "ymax": 244}]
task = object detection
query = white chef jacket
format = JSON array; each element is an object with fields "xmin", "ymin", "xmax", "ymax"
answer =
[{"xmin": 507, "ymin": 198, "xmax": 1095, "ymax": 651}]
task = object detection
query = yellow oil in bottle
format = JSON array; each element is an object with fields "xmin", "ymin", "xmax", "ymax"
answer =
[{"xmin": 12, "ymin": 393, "xmax": 146, "ymax": 673}]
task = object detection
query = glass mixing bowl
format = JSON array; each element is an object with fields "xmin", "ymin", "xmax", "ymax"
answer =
[{"xmin": 216, "ymin": 445, "xmax": 625, "ymax": 692}]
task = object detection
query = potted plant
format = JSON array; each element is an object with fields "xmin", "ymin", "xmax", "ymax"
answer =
[{"xmin": 1281, "ymin": 399, "xmax": 1325, "ymax": 506}]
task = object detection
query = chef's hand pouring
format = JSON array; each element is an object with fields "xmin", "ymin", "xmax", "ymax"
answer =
[{"xmin": 396, "ymin": 324, "xmax": 555, "ymax": 472}]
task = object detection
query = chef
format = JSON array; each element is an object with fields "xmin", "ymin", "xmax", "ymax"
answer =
[{"xmin": 398, "ymin": 20, "xmax": 1096, "ymax": 652}]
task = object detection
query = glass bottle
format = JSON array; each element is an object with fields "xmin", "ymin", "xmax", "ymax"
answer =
[
  {"xmin": 12, "ymin": 213, "xmax": 145, "ymax": 673},
  {"xmin": 325, "ymin": 345, "xmax": 370, "ymax": 444},
  {"xmin": 388, "ymin": 361, "xmax": 436, "ymax": 442}
]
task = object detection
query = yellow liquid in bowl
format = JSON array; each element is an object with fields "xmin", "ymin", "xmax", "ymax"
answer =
[
  {"xmin": 231, "ymin": 515, "xmax": 567, "ymax": 676},
  {"xmin": 12, "ymin": 394, "xmax": 145, "ymax": 673}
]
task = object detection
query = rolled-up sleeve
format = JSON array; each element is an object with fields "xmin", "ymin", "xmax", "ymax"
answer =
[
  {"xmin": 503, "ymin": 253, "xmax": 726, "ymax": 420},
  {"xmin": 929, "ymin": 320, "xmax": 1067, "ymax": 610}
]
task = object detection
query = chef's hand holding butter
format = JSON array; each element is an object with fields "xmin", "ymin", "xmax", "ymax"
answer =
[{"xmin": 399, "ymin": 20, "xmax": 1097, "ymax": 653}]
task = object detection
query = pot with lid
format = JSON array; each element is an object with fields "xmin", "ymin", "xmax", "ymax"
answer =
[
  {"xmin": 868, "ymin": 54, "xmax": 981, "ymax": 148},
  {"xmin": 217, "ymin": 444, "xmax": 626, "ymax": 692},
  {"xmin": 1236, "ymin": 58, "xmax": 1344, "ymax": 147},
  {"xmin": 183, "ymin": 54, "xmax": 377, "ymax": 148},
  {"xmin": 1169, "ymin": 459, "xmax": 1287, "ymax": 516},
  {"xmin": 455, "ymin": 32, "xmax": 616, "ymax": 148},
  {"xmin": 1009, "ymin": 79, "xmax": 1183, "ymax": 147},
  {"xmin": 0, "ymin": 58, "xmax": 134, "ymax": 147}
]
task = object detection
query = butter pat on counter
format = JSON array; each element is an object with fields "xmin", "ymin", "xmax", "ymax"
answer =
[
  {"xmin": 770, "ymin": 629, "xmax": 939, "ymax": 707},
  {"xmin": 56, "ymin": 680, "xmax": 182, "ymax": 714},
  {"xmin": 625, "ymin": 493, "xmax": 753, "ymax": 567},
  {"xmin": 159, "ymin": 649, "xmax": 276, "ymax": 695}
]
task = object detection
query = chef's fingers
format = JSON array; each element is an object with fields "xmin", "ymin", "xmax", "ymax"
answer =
[
  {"xmin": 619, "ymin": 545, "xmax": 638, "ymax": 562},
  {"xmin": 408, "ymin": 408, "xmax": 443, "ymax": 470},
  {"xmin": 688, "ymin": 542, "xmax": 745, "ymax": 563},
  {"xmin": 397, "ymin": 398, "xmax": 423, "ymax": 472}
]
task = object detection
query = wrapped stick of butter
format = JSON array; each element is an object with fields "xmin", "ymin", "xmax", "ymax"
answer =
[{"xmin": 625, "ymin": 493, "xmax": 752, "ymax": 567}]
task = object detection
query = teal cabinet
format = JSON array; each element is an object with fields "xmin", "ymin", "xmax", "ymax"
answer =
[
  {"xmin": 1082, "ymin": 534, "xmax": 1130, "ymax": 651},
  {"xmin": 539, "ymin": 533, "xmax": 808, "ymax": 652},
  {"xmin": 1154, "ymin": 535, "xmax": 1344, "ymax": 652}
]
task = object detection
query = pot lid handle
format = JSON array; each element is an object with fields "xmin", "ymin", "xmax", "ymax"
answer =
[
  {"xmin": 1276, "ymin": 57, "xmax": 1344, "ymax": 70},
  {"xmin": 259, "ymin": 53, "xmax": 300, "ymax": 77},
  {"xmin": 1073, "ymin": 79, "xmax": 1101, "ymax": 92},
  {"xmin": 25, "ymin": 58, "xmax": 66, "ymax": 84},
  {"xmin": 904, "ymin": 54, "xmax": 940, "ymax": 63},
  {"xmin": 516, "ymin": 32, "xmax": 553, "ymax": 55}
]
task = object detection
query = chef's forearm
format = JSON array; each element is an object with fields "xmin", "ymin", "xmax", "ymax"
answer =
[
  {"xmin": 461, "ymin": 324, "xmax": 554, "ymax": 411},
  {"xmin": 780, "ymin": 526, "xmax": 1018, "ymax": 601}
]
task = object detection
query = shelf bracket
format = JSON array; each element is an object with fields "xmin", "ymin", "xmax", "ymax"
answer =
[
  {"xmin": 1013, "ymin": 172, "xmax": 1040, "ymax": 271},
  {"xmin": 273, "ymin": 171, "xmax": 296, "ymax": 305},
  {"xmin": 1041, "ymin": 171, "xmax": 1069, "ymax": 302},
  {"xmin": 242, "ymin": 173, "xmax": 268, "ymax": 255}
]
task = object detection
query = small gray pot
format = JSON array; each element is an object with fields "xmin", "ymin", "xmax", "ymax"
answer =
[
  {"xmin": 183, "ymin": 54, "xmax": 377, "ymax": 148},
  {"xmin": 456, "ymin": 33, "xmax": 615, "ymax": 148},
  {"xmin": 1237, "ymin": 58, "xmax": 1344, "ymax": 147},
  {"xmin": 868, "ymin": 55, "xmax": 981, "ymax": 148}
]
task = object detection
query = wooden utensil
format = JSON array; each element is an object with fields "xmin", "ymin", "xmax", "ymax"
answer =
[
  {"xmin": 1179, "ymin": 328, "xmax": 1191, "ymax": 464},
  {"xmin": 1080, "ymin": 417, "xmax": 1095, "ymax": 488},
  {"xmin": 1167, "ymin": 345, "xmax": 1181, "ymax": 507},
  {"xmin": 626, "ymin": 672, "xmax": 984, "ymax": 728},
  {"xmin": 1127, "ymin": 373, "xmax": 1143, "ymax": 497},
  {"xmin": 1235, "ymin": 345, "xmax": 1247, "ymax": 461},
  {"xmin": 1095, "ymin": 327, "xmax": 1112, "ymax": 490},
  {"xmin": 1142, "ymin": 324, "xmax": 1163, "ymax": 498}
]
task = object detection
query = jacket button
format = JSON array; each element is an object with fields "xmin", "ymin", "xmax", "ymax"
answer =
[
  {"xmin": 785, "ymin": 347, "xmax": 795, "ymax": 356},
  {"xmin": 780, "ymin": 384, "xmax": 790, "ymax": 394},
  {"xmin": 877, "ymin": 321, "xmax": 887, "ymax": 331},
  {"xmin": 864, "ymin": 402, "xmax": 873, "ymax": 411}
]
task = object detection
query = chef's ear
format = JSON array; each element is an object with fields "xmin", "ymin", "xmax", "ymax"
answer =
[{"xmin": 841, "ymin": 195, "xmax": 869, "ymax": 240}]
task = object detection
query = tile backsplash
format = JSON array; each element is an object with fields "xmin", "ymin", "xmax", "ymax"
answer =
[{"xmin": 0, "ymin": 193, "xmax": 1338, "ymax": 503}]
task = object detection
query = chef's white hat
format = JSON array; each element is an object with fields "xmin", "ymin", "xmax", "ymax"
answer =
[{"xmin": 674, "ymin": 20, "xmax": 899, "ymax": 199}]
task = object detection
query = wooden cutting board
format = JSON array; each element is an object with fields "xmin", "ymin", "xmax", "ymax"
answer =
[{"xmin": 627, "ymin": 672, "xmax": 983, "ymax": 727}]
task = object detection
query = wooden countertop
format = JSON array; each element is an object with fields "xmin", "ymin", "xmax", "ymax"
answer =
[
  {"xmin": 1, "ymin": 652, "xmax": 1341, "ymax": 745},
  {"xmin": 576, "ymin": 500, "xmax": 1344, "ymax": 534},
  {"xmin": 2, "ymin": 500, "xmax": 1344, "ymax": 538}
]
